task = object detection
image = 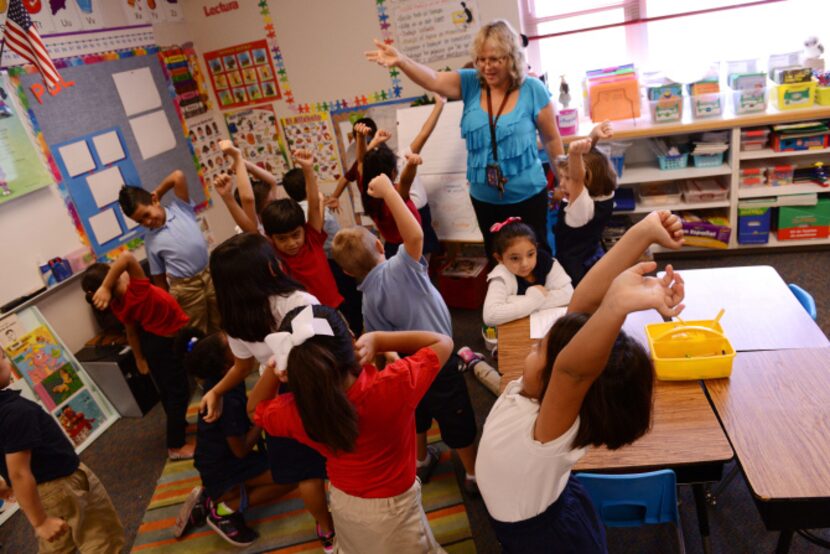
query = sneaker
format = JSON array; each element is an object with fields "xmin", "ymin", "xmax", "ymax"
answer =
[
  {"xmin": 457, "ymin": 346, "xmax": 484, "ymax": 372},
  {"xmin": 316, "ymin": 522, "xmax": 336, "ymax": 554},
  {"xmin": 173, "ymin": 486, "xmax": 206, "ymax": 538},
  {"xmin": 416, "ymin": 445, "xmax": 440, "ymax": 484},
  {"xmin": 168, "ymin": 442, "xmax": 195, "ymax": 461},
  {"xmin": 207, "ymin": 507, "xmax": 259, "ymax": 547},
  {"xmin": 464, "ymin": 476, "xmax": 480, "ymax": 496}
]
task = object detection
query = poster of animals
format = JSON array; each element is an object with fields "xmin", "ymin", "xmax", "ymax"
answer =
[
  {"xmin": 280, "ymin": 112, "xmax": 344, "ymax": 181},
  {"xmin": 204, "ymin": 40, "xmax": 281, "ymax": 110},
  {"xmin": 225, "ymin": 104, "xmax": 291, "ymax": 183}
]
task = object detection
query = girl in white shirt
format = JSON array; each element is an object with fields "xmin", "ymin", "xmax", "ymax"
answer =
[
  {"xmin": 483, "ymin": 217, "xmax": 573, "ymax": 327},
  {"xmin": 476, "ymin": 211, "xmax": 686, "ymax": 553}
]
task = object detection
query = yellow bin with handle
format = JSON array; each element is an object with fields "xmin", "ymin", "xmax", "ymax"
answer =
[{"xmin": 645, "ymin": 318, "xmax": 735, "ymax": 380}]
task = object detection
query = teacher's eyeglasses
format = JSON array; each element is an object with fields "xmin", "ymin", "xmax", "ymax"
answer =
[{"xmin": 475, "ymin": 56, "xmax": 507, "ymax": 67}]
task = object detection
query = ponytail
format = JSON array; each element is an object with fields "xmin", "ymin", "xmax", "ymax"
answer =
[{"xmin": 174, "ymin": 327, "xmax": 228, "ymax": 381}]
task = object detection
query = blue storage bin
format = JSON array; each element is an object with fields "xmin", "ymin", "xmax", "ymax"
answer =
[{"xmin": 738, "ymin": 207, "xmax": 771, "ymax": 244}]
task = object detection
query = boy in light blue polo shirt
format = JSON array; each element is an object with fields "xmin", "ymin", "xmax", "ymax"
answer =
[
  {"xmin": 331, "ymin": 173, "xmax": 479, "ymax": 493},
  {"xmin": 118, "ymin": 170, "xmax": 220, "ymax": 334}
]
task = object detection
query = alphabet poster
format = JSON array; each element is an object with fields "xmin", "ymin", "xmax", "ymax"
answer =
[
  {"xmin": 388, "ymin": 0, "xmax": 480, "ymax": 64},
  {"xmin": 204, "ymin": 40, "xmax": 281, "ymax": 110},
  {"xmin": 280, "ymin": 112, "xmax": 343, "ymax": 181}
]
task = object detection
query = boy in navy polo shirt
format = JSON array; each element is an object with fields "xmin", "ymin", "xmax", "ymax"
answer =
[
  {"xmin": 0, "ymin": 349, "xmax": 124, "ymax": 552},
  {"xmin": 331, "ymin": 173, "xmax": 480, "ymax": 493},
  {"xmin": 119, "ymin": 170, "xmax": 220, "ymax": 334}
]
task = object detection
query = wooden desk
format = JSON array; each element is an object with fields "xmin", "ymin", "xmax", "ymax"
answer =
[{"xmin": 705, "ymin": 348, "xmax": 830, "ymax": 552}]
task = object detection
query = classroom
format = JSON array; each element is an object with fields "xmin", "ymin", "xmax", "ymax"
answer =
[{"xmin": 0, "ymin": 0, "xmax": 829, "ymax": 552}]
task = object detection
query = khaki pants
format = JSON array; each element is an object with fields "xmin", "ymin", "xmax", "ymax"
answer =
[
  {"xmin": 329, "ymin": 479, "xmax": 446, "ymax": 554},
  {"xmin": 36, "ymin": 463, "xmax": 125, "ymax": 554},
  {"xmin": 169, "ymin": 267, "xmax": 221, "ymax": 334}
]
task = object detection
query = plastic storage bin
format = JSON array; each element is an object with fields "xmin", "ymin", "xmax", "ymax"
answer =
[
  {"xmin": 649, "ymin": 97, "xmax": 683, "ymax": 123},
  {"xmin": 740, "ymin": 128, "xmax": 771, "ymax": 150},
  {"xmin": 818, "ymin": 86, "xmax": 830, "ymax": 106},
  {"xmin": 730, "ymin": 87, "xmax": 767, "ymax": 114},
  {"xmin": 739, "ymin": 167, "xmax": 767, "ymax": 187},
  {"xmin": 637, "ymin": 182, "xmax": 682, "ymax": 206},
  {"xmin": 772, "ymin": 80, "xmax": 816, "ymax": 110},
  {"xmin": 646, "ymin": 319, "xmax": 735, "ymax": 381},
  {"xmin": 657, "ymin": 153, "xmax": 688, "ymax": 170},
  {"xmin": 680, "ymin": 179, "xmax": 728, "ymax": 202},
  {"xmin": 738, "ymin": 207, "xmax": 771, "ymax": 244},
  {"xmin": 690, "ymin": 93, "xmax": 723, "ymax": 119},
  {"xmin": 692, "ymin": 152, "xmax": 725, "ymax": 168},
  {"xmin": 438, "ymin": 258, "xmax": 488, "ymax": 309},
  {"xmin": 768, "ymin": 164, "xmax": 795, "ymax": 186}
]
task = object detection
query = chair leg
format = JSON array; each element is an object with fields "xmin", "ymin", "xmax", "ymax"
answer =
[
  {"xmin": 675, "ymin": 520, "xmax": 687, "ymax": 554},
  {"xmin": 709, "ymin": 462, "xmax": 740, "ymax": 504}
]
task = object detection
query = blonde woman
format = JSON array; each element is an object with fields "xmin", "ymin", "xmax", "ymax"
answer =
[{"xmin": 367, "ymin": 20, "xmax": 565, "ymax": 259}]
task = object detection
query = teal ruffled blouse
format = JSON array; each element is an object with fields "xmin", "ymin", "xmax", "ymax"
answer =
[{"xmin": 459, "ymin": 69, "xmax": 551, "ymax": 204}]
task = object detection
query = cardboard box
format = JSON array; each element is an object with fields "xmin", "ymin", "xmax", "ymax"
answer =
[
  {"xmin": 680, "ymin": 211, "xmax": 731, "ymax": 249},
  {"xmin": 738, "ymin": 207, "xmax": 771, "ymax": 244},
  {"xmin": 777, "ymin": 198, "xmax": 830, "ymax": 240},
  {"xmin": 438, "ymin": 257, "xmax": 489, "ymax": 309}
]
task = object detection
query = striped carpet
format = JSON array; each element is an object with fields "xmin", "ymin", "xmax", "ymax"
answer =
[{"xmin": 132, "ymin": 399, "xmax": 475, "ymax": 553}]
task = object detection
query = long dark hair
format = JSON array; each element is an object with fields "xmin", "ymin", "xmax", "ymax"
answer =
[
  {"xmin": 280, "ymin": 305, "xmax": 360, "ymax": 453},
  {"xmin": 361, "ymin": 143, "xmax": 397, "ymax": 219},
  {"xmin": 539, "ymin": 312, "xmax": 654, "ymax": 450},
  {"xmin": 174, "ymin": 327, "xmax": 229, "ymax": 381},
  {"xmin": 210, "ymin": 233, "xmax": 304, "ymax": 342}
]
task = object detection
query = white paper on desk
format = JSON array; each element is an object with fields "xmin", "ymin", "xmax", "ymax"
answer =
[
  {"xmin": 87, "ymin": 166, "xmax": 125, "ymax": 209},
  {"xmin": 58, "ymin": 141, "xmax": 96, "ymax": 177},
  {"xmin": 89, "ymin": 208, "xmax": 122, "ymax": 245},
  {"xmin": 129, "ymin": 110, "xmax": 176, "ymax": 160},
  {"xmin": 112, "ymin": 67, "xmax": 162, "ymax": 116},
  {"xmin": 530, "ymin": 307, "xmax": 568, "ymax": 339},
  {"xmin": 92, "ymin": 131, "xmax": 125, "ymax": 165}
]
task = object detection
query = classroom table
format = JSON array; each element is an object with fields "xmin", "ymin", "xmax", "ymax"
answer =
[
  {"xmin": 497, "ymin": 315, "xmax": 733, "ymax": 551},
  {"xmin": 705, "ymin": 348, "xmax": 830, "ymax": 553}
]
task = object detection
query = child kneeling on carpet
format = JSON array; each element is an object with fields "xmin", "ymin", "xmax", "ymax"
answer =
[
  {"xmin": 173, "ymin": 328, "xmax": 297, "ymax": 547},
  {"xmin": 249, "ymin": 305, "xmax": 453, "ymax": 554}
]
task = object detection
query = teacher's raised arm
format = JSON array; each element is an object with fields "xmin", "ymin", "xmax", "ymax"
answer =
[{"xmin": 368, "ymin": 20, "xmax": 564, "ymax": 260}]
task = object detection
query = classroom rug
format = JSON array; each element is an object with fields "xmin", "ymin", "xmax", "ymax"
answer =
[{"xmin": 131, "ymin": 394, "xmax": 475, "ymax": 553}]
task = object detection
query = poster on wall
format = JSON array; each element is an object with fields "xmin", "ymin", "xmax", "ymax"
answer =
[
  {"xmin": 204, "ymin": 40, "xmax": 281, "ymax": 110},
  {"xmin": 419, "ymin": 173, "xmax": 483, "ymax": 242},
  {"xmin": 121, "ymin": 0, "xmax": 170, "ymax": 25},
  {"xmin": 0, "ymin": 73, "xmax": 56, "ymax": 206},
  {"xmin": 188, "ymin": 114, "xmax": 231, "ymax": 188},
  {"xmin": 160, "ymin": 46, "xmax": 211, "ymax": 120},
  {"xmin": 280, "ymin": 113, "xmax": 343, "ymax": 181},
  {"xmin": 388, "ymin": 0, "xmax": 480, "ymax": 64},
  {"xmin": 225, "ymin": 104, "xmax": 290, "ymax": 182}
]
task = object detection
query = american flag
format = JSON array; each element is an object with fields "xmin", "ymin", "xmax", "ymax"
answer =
[{"xmin": 2, "ymin": 0, "xmax": 62, "ymax": 89}]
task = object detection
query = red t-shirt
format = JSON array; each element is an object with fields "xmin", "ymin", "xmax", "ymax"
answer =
[
  {"xmin": 110, "ymin": 278, "xmax": 189, "ymax": 337},
  {"xmin": 281, "ymin": 224, "xmax": 343, "ymax": 308},
  {"xmin": 255, "ymin": 347, "xmax": 440, "ymax": 498}
]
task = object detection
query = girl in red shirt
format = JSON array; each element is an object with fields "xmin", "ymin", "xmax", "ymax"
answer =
[
  {"xmin": 248, "ymin": 304, "xmax": 453, "ymax": 553},
  {"xmin": 81, "ymin": 252, "xmax": 193, "ymax": 460}
]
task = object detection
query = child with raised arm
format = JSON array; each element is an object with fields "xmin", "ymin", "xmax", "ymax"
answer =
[
  {"xmin": 118, "ymin": 170, "xmax": 220, "ymax": 334},
  {"xmin": 332, "ymin": 174, "xmax": 479, "ymax": 492},
  {"xmin": 81, "ymin": 252, "xmax": 194, "ymax": 460},
  {"xmin": 249, "ymin": 304, "xmax": 453, "ymax": 553},
  {"xmin": 260, "ymin": 150, "xmax": 344, "ymax": 310},
  {"xmin": 0, "ymin": 348, "xmax": 124, "ymax": 553},
  {"xmin": 483, "ymin": 217, "xmax": 573, "ymax": 327},
  {"xmin": 212, "ymin": 140, "xmax": 278, "ymax": 234},
  {"xmin": 476, "ymin": 211, "xmax": 685, "ymax": 551}
]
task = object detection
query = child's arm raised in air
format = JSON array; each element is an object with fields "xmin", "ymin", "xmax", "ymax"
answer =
[
  {"xmin": 201, "ymin": 355, "xmax": 259, "ymax": 423},
  {"xmin": 568, "ymin": 211, "xmax": 684, "ymax": 315},
  {"xmin": 535, "ymin": 259, "xmax": 685, "ymax": 443},
  {"xmin": 293, "ymin": 149, "xmax": 322, "ymax": 232},
  {"xmin": 354, "ymin": 123, "xmax": 372, "ymax": 174},
  {"xmin": 6, "ymin": 451, "xmax": 69, "ymax": 543},
  {"xmin": 588, "ymin": 120, "xmax": 613, "ymax": 148},
  {"xmin": 220, "ymin": 140, "xmax": 259, "ymax": 230},
  {"xmin": 367, "ymin": 173, "xmax": 423, "ymax": 260},
  {"xmin": 213, "ymin": 174, "xmax": 258, "ymax": 233},
  {"xmin": 92, "ymin": 251, "xmax": 145, "ymax": 311},
  {"xmin": 153, "ymin": 169, "xmax": 190, "ymax": 203},
  {"xmin": 397, "ymin": 152, "xmax": 422, "ymax": 201},
  {"xmin": 409, "ymin": 96, "xmax": 445, "ymax": 154},
  {"xmin": 244, "ymin": 160, "xmax": 279, "ymax": 188},
  {"xmin": 566, "ymin": 138, "xmax": 591, "ymax": 201}
]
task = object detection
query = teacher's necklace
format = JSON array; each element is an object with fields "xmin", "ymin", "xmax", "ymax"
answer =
[{"xmin": 486, "ymin": 86, "xmax": 513, "ymax": 198}]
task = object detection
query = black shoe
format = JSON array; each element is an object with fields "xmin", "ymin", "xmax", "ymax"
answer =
[
  {"xmin": 207, "ymin": 508, "xmax": 259, "ymax": 547},
  {"xmin": 416, "ymin": 445, "xmax": 440, "ymax": 484}
]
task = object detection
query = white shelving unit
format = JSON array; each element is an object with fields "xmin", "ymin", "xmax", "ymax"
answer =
[
  {"xmin": 627, "ymin": 199, "xmax": 730, "ymax": 214},
  {"xmin": 738, "ymin": 183, "xmax": 829, "ymax": 199},
  {"xmin": 739, "ymin": 146, "xmax": 830, "ymax": 160},
  {"xmin": 618, "ymin": 163, "xmax": 731, "ymax": 185}
]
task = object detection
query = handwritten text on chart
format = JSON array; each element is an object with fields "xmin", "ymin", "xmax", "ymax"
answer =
[{"xmin": 390, "ymin": 0, "xmax": 480, "ymax": 65}]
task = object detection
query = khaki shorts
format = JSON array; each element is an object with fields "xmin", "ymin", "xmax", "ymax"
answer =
[
  {"xmin": 329, "ymin": 479, "xmax": 446, "ymax": 554},
  {"xmin": 36, "ymin": 463, "xmax": 125, "ymax": 554},
  {"xmin": 169, "ymin": 267, "xmax": 221, "ymax": 334}
]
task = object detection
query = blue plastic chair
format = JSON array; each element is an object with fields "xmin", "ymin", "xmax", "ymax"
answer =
[
  {"xmin": 789, "ymin": 283, "xmax": 817, "ymax": 321},
  {"xmin": 576, "ymin": 469, "xmax": 685, "ymax": 553}
]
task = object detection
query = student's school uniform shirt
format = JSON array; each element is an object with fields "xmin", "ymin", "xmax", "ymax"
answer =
[
  {"xmin": 280, "ymin": 225, "xmax": 343, "ymax": 309},
  {"xmin": 145, "ymin": 198, "xmax": 209, "ymax": 279},
  {"xmin": 359, "ymin": 245, "xmax": 451, "ymax": 336},
  {"xmin": 298, "ymin": 200, "xmax": 340, "ymax": 258},
  {"xmin": 110, "ymin": 278, "xmax": 189, "ymax": 336},
  {"xmin": 0, "ymin": 389, "xmax": 79, "ymax": 484},
  {"xmin": 554, "ymin": 188, "xmax": 615, "ymax": 284},
  {"xmin": 227, "ymin": 291, "xmax": 319, "ymax": 365},
  {"xmin": 255, "ymin": 347, "xmax": 440, "ymax": 498},
  {"xmin": 476, "ymin": 378, "xmax": 586, "ymax": 522}
]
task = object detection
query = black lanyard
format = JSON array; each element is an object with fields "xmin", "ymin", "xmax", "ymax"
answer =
[{"xmin": 486, "ymin": 87, "xmax": 512, "ymax": 162}]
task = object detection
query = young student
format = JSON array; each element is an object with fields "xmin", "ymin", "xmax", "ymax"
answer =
[
  {"xmin": 260, "ymin": 150, "xmax": 344, "ymax": 310},
  {"xmin": 118, "ymin": 171, "xmax": 220, "ymax": 334},
  {"xmin": 553, "ymin": 121, "xmax": 616, "ymax": 285},
  {"xmin": 81, "ymin": 252, "xmax": 195, "ymax": 460},
  {"xmin": 197, "ymin": 233, "xmax": 335, "ymax": 550},
  {"xmin": 328, "ymin": 117, "xmax": 378, "ymax": 204},
  {"xmin": 476, "ymin": 211, "xmax": 686, "ymax": 551},
  {"xmin": 174, "ymin": 329, "xmax": 296, "ymax": 547},
  {"xmin": 213, "ymin": 140, "xmax": 279, "ymax": 234},
  {"xmin": 332, "ymin": 174, "xmax": 479, "ymax": 492},
  {"xmin": 482, "ymin": 217, "xmax": 573, "ymax": 327},
  {"xmin": 249, "ymin": 304, "xmax": 453, "ymax": 553},
  {"xmin": 0, "ymin": 348, "xmax": 125, "ymax": 553}
]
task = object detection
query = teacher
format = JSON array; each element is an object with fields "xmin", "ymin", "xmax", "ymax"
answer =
[{"xmin": 367, "ymin": 19, "xmax": 563, "ymax": 258}]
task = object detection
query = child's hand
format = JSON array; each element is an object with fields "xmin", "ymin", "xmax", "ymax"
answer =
[
  {"xmin": 292, "ymin": 149, "xmax": 314, "ymax": 170},
  {"xmin": 92, "ymin": 286, "xmax": 111, "ymax": 311},
  {"xmin": 605, "ymin": 262, "xmax": 685, "ymax": 318},
  {"xmin": 135, "ymin": 356, "xmax": 150, "ymax": 376},
  {"xmin": 354, "ymin": 333, "xmax": 378, "ymax": 366},
  {"xmin": 368, "ymin": 129, "xmax": 392, "ymax": 150},
  {"xmin": 550, "ymin": 188, "xmax": 565, "ymax": 206},
  {"xmin": 219, "ymin": 139, "xmax": 240, "ymax": 159},
  {"xmin": 354, "ymin": 123, "xmax": 373, "ymax": 137},
  {"xmin": 366, "ymin": 174, "xmax": 394, "ymax": 198},
  {"xmin": 589, "ymin": 120, "xmax": 613, "ymax": 142},
  {"xmin": 0, "ymin": 476, "xmax": 14, "ymax": 502},
  {"xmin": 35, "ymin": 517, "xmax": 69, "ymax": 543},
  {"xmin": 404, "ymin": 152, "xmax": 423, "ymax": 166},
  {"xmin": 323, "ymin": 195, "xmax": 341, "ymax": 213},
  {"xmin": 638, "ymin": 211, "xmax": 684, "ymax": 250},
  {"xmin": 213, "ymin": 174, "xmax": 233, "ymax": 199},
  {"xmin": 365, "ymin": 38, "xmax": 403, "ymax": 68},
  {"xmin": 199, "ymin": 389, "xmax": 224, "ymax": 423},
  {"xmin": 568, "ymin": 138, "xmax": 592, "ymax": 155},
  {"xmin": 531, "ymin": 285, "xmax": 549, "ymax": 296}
]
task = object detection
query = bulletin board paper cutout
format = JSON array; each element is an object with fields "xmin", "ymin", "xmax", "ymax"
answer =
[
  {"xmin": 88, "ymin": 208, "xmax": 122, "ymax": 245},
  {"xmin": 225, "ymin": 104, "xmax": 290, "ymax": 183},
  {"xmin": 58, "ymin": 140, "xmax": 96, "ymax": 177},
  {"xmin": 280, "ymin": 112, "xmax": 343, "ymax": 181},
  {"xmin": 112, "ymin": 67, "xmax": 163, "ymax": 117},
  {"xmin": 387, "ymin": 0, "xmax": 481, "ymax": 64},
  {"xmin": 204, "ymin": 40, "xmax": 280, "ymax": 111},
  {"xmin": 129, "ymin": 109, "xmax": 177, "ymax": 160},
  {"xmin": 87, "ymin": 166, "xmax": 125, "ymax": 208},
  {"xmin": 92, "ymin": 131, "xmax": 126, "ymax": 165}
]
